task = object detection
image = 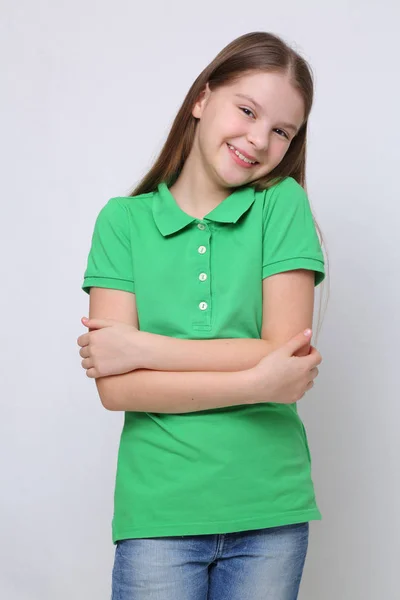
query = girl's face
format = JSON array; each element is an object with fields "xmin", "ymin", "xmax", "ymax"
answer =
[{"xmin": 192, "ymin": 70, "xmax": 305, "ymax": 189}]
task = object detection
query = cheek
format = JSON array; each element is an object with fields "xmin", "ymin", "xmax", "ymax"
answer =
[
  {"xmin": 223, "ymin": 110, "xmax": 246, "ymax": 135},
  {"xmin": 271, "ymin": 139, "xmax": 289, "ymax": 158},
  {"xmin": 268, "ymin": 147, "xmax": 290, "ymax": 171},
  {"xmin": 198, "ymin": 108, "xmax": 244, "ymax": 155},
  {"xmin": 210, "ymin": 106, "xmax": 243, "ymax": 138}
]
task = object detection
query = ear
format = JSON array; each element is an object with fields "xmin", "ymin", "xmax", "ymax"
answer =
[{"xmin": 192, "ymin": 82, "xmax": 211, "ymax": 119}]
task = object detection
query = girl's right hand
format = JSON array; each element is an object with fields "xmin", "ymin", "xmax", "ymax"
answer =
[{"xmin": 250, "ymin": 331, "xmax": 322, "ymax": 405}]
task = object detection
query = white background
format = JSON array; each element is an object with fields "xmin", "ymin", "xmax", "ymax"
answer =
[{"xmin": 1, "ymin": 1, "xmax": 399, "ymax": 598}]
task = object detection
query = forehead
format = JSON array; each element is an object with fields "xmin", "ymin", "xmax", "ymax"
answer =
[
  {"xmin": 225, "ymin": 71, "xmax": 293, "ymax": 94},
  {"xmin": 220, "ymin": 71, "xmax": 305, "ymax": 123}
]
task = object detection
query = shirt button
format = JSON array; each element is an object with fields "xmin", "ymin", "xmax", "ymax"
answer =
[
  {"xmin": 199, "ymin": 302, "xmax": 208, "ymax": 310},
  {"xmin": 197, "ymin": 223, "xmax": 206, "ymax": 230},
  {"xmin": 199, "ymin": 273, "xmax": 207, "ymax": 281},
  {"xmin": 198, "ymin": 245, "xmax": 207, "ymax": 254}
]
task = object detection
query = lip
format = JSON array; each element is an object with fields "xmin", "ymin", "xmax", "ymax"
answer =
[{"xmin": 227, "ymin": 143, "xmax": 259, "ymax": 163}]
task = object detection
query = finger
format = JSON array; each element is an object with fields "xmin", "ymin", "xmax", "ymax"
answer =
[
  {"xmin": 81, "ymin": 358, "xmax": 93, "ymax": 370},
  {"xmin": 285, "ymin": 330, "xmax": 313, "ymax": 356},
  {"xmin": 307, "ymin": 346, "xmax": 322, "ymax": 367},
  {"xmin": 79, "ymin": 347, "xmax": 90, "ymax": 358},
  {"xmin": 305, "ymin": 380, "xmax": 314, "ymax": 391},
  {"xmin": 309, "ymin": 367, "xmax": 319, "ymax": 379},
  {"xmin": 86, "ymin": 367, "xmax": 98, "ymax": 378},
  {"xmin": 77, "ymin": 333, "xmax": 90, "ymax": 347},
  {"xmin": 82, "ymin": 317, "xmax": 113, "ymax": 329}
]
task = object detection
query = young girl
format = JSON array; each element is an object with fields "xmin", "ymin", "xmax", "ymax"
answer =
[{"xmin": 78, "ymin": 31, "xmax": 326, "ymax": 600}]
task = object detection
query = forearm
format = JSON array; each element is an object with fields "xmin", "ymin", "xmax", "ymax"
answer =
[
  {"xmin": 139, "ymin": 331, "xmax": 279, "ymax": 372},
  {"xmin": 96, "ymin": 367, "xmax": 257, "ymax": 413}
]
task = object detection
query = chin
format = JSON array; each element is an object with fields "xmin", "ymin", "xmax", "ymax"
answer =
[
  {"xmin": 214, "ymin": 161, "xmax": 246, "ymax": 182},
  {"xmin": 217, "ymin": 169, "xmax": 255, "ymax": 189}
]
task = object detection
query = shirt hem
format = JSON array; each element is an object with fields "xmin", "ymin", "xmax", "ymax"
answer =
[{"xmin": 112, "ymin": 508, "xmax": 322, "ymax": 543}]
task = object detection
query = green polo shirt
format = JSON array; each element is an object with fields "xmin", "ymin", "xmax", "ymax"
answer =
[{"xmin": 82, "ymin": 176, "xmax": 325, "ymax": 543}]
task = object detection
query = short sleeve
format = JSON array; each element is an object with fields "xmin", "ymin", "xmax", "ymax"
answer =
[
  {"xmin": 262, "ymin": 177, "xmax": 325, "ymax": 286},
  {"xmin": 81, "ymin": 197, "xmax": 135, "ymax": 295}
]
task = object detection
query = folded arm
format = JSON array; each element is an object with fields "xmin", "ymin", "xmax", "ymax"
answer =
[
  {"xmin": 138, "ymin": 330, "xmax": 278, "ymax": 372},
  {"xmin": 95, "ymin": 367, "xmax": 257, "ymax": 413},
  {"xmin": 85, "ymin": 272, "xmax": 315, "ymax": 412}
]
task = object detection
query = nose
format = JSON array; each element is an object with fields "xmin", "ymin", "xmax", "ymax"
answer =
[{"xmin": 246, "ymin": 124, "xmax": 269, "ymax": 152}]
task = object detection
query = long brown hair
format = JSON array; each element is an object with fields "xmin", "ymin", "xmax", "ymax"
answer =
[{"xmin": 128, "ymin": 31, "xmax": 329, "ymax": 339}]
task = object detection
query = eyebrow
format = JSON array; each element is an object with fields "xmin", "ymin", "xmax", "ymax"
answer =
[{"xmin": 234, "ymin": 93, "xmax": 300, "ymax": 134}]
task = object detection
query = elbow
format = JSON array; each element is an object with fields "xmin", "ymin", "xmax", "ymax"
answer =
[
  {"xmin": 100, "ymin": 395, "xmax": 118, "ymax": 411},
  {"xmin": 95, "ymin": 378, "xmax": 121, "ymax": 411}
]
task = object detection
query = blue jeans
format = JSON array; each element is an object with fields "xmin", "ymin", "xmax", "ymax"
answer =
[{"xmin": 111, "ymin": 522, "xmax": 309, "ymax": 600}]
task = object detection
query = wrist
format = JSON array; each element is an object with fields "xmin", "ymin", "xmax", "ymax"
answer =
[
  {"xmin": 134, "ymin": 330, "xmax": 158, "ymax": 370},
  {"xmin": 236, "ymin": 368, "xmax": 260, "ymax": 405}
]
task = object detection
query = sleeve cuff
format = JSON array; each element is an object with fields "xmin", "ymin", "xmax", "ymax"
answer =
[
  {"xmin": 82, "ymin": 276, "xmax": 135, "ymax": 295},
  {"xmin": 262, "ymin": 257, "xmax": 325, "ymax": 286}
]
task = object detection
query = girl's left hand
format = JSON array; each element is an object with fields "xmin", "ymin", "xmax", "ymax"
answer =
[{"xmin": 77, "ymin": 317, "xmax": 144, "ymax": 378}]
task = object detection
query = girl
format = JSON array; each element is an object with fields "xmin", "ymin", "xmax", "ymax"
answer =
[{"xmin": 78, "ymin": 31, "xmax": 327, "ymax": 600}]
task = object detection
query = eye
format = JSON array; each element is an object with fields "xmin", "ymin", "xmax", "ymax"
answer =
[
  {"xmin": 239, "ymin": 107, "xmax": 290, "ymax": 140},
  {"xmin": 275, "ymin": 129, "xmax": 289, "ymax": 140},
  {"xmin": 239, "ymin": 106, "xmax": 255, "ymax": 119}
]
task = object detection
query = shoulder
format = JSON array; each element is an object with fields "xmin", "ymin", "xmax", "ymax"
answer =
[
  {"xmin": 257, "ymin": 176, "xmax": 307, "ymax": 204},
  {"xmin": 256, "ymin": 176, "xmax": 310, "ymax": 219},
  {"xmin": 93, "ymin": 191, "xmax": 156, "ymax": 224},
  {"xmin": 104, "ymin": 190, "xmax": 156, "ymax": 213}
]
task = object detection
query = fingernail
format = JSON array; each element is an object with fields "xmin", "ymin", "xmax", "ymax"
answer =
[{"xmin": 304, "ymin": 329, "xmax": 312, "ymax": 336}]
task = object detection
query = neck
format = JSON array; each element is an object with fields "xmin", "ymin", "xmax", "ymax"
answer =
[{"xmin": 169, "ymin": 141, "xmax": 231, "ymax": 219}]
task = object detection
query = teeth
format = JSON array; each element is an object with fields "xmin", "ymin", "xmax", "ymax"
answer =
[{"xmin": 228, "ymin": 144, "xmax": 256, "ymax": 164}]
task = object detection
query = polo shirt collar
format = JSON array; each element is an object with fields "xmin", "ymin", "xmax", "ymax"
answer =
[{"xmin": 153, "ymin": 182, "xmax": 256, "ymax": 236}]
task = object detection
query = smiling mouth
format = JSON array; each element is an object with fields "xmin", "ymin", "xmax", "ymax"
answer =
[{"xmin": 226, "ymin": 143, "xmax": 259, "ymax": 165}]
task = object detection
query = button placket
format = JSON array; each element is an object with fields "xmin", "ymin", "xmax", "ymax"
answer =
[{"xmin": 193, "ymin": 221, "xmax": 211, "ymax": 329}]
